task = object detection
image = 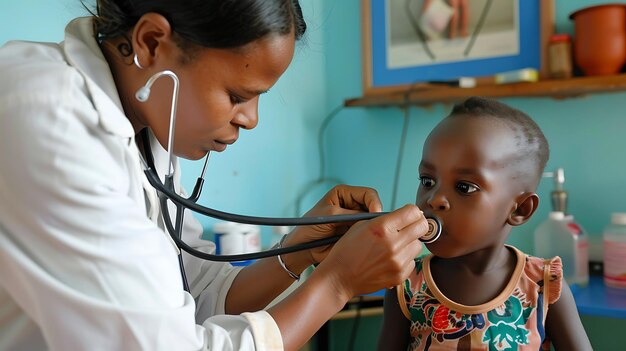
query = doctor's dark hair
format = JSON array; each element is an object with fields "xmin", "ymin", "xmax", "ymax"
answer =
[
  {"xmin": 87, "ymin": 0, "xmax": 306, "ymax": 54},
  {"xmin": 448, "ymin": 96, "xmax": 550, "ymax": 179}
]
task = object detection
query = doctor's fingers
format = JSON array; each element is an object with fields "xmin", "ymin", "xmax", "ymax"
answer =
[
  {"xmin": 376, "ymin": 205, "xmax": 427, "ymax": 242},
  {"xmin": 383, "ymin": 239, "xmax": 421, "ymax": 286},
  {"xmin": 396, "ymin": 215, "xmax": 430, "ymax": 245},
  {"xmin": 325, "ymin": 185, "xmax": 382, "ymax": 213},
  {"xmin": 389, "ymin": 221, "xmax": 425, "ymax": 265}
]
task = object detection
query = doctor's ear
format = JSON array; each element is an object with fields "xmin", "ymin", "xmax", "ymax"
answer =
[
  {"xmin": 131, "ymin": 13, "xmax": 174, "ymax": 68},
  {"xmin": 507, "ymin": 193, "xmax": 539, "ymax": 226}
]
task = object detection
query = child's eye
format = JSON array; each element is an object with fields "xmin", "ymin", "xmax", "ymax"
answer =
[
  {"xmin": 456, "ymin": 182, "xmax": 479, "ymax": 194},
  {"xmin": 419, "ymin": 176, "xmax": 435, "ymax": 188}
]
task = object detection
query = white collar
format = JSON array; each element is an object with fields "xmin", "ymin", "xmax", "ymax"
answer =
[{"xmin": 61, "ymin": 17, "xmax": 134, "ymax": 138}]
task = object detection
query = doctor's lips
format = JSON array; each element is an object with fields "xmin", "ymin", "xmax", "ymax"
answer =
[
  {"xmin": 216, "ymin": 137, "xmax": 237, "ymax": 145},
  {"xmin": 213, "ymin": 137, "xmax": 237, "ymax": 150}
]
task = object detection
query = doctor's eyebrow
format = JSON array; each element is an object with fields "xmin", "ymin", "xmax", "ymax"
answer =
[{"xmin": 243, "ymin": 88, "xmax": 269, "ymax": 96}]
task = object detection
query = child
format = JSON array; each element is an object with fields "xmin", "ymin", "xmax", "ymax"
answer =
[{"xmin": 378, "ymin": 97, "xmax": 591, "ymax": 350}]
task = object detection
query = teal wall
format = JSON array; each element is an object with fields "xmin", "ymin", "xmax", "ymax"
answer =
[
  {"xmin": 0, "ymin": 1, "xmax": 83, "ymax": 43},
  {"xmin": 3, "ymin": 1, "xmax": 626, "ymax": 350}
]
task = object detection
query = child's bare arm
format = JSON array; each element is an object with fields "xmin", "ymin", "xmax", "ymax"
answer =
[
  {"xmin": 545, "ymin": 281, "xmax": 592, "ymax": 350},
  {"xmin": 378, "ymin": 287, "xmax": 410, "ymax": 351}
]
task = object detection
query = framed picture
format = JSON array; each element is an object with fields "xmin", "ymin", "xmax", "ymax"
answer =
[{"xmin": 361, "ymin": 0, "xmax": 554, "ymax": 95}]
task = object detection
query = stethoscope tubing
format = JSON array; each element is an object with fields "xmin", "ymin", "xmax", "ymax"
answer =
[
  {"xmin": 150, "ymin": 168, "xmax": 441, "ymax": 262},
  {"xmin": 137, "ymin": 70, "xmax": 441, "ymax": 264},
  {"xmin": 145, "ymin": 168, "xmax": 385, "ymax": 226},
  {"xmin": 150, "ymin": 168, "xmax": 389, "ymax": 261}
]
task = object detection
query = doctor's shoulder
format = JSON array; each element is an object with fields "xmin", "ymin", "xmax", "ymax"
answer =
[
  {"xmin": 0, "ymin": 40, "xmax": 87, "ymax": 103},
  {"xmin": 0, "ymin": 39, "xmax": 104, "ymax": 137}
]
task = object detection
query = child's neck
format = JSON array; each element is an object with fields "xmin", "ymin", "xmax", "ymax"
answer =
[
  {"xmin": 429, "ymin": 245, "xmax": 518, "ymax": 306},
  {"xmin": 441, "ymin": 245, "xmax": 511, "ymax": 275}
]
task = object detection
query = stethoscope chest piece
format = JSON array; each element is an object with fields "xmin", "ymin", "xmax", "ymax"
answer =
[{"xmin": 420, "ymin": 217, "xmax": 442, "ymax": 244}]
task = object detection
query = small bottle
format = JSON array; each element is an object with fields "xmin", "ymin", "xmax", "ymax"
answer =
[
  {"xmin": 603, "ymin": 213, "xmax": 626, "ymax": 289},
  {"xmin": 548, "ymin": 34, "xmax": 573, "ymax": 79}
]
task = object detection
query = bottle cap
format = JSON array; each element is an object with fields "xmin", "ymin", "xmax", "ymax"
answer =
[
  {"xmin": 549, "ymin": 33, "xmax": 571, "ymax": 43},
  {"xmin": 236, "ymin": 223, "xmax": 260, "ymax": 234},
  {"xmin": 611, "ymin": 213, "xmax": 626, "ymax": 225},
  {"xmin": 549, "ymin": 211, "xmax": 565, "ymax": 220},
  {"xmin": 213, "ymin": 221, "xmax": 239, "ymax": 234}
]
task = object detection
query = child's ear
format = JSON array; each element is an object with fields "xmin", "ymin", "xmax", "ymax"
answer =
[{"xmin": 507, "ymin": 192, "xmax": 539, "ymax": 226}]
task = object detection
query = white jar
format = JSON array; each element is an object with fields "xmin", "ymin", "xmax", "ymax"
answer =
[
  {"xmin": 603, "ymin": 213, "xmax": 626, "ymax": 289},
  {"xmin": 238, "ymin": 224, "xmax": 261, "ymax": 254},
  {"xmin": 213, "ymin": 221, "xmax": 245, "ymax": 255}
]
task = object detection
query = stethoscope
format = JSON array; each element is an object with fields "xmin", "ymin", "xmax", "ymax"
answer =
[{"xmin": 135, "ymin": 69, "xmax": 442, "ymax": 289}]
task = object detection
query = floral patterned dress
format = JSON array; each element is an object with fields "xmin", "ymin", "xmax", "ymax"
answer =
[{"xmin": 397, "ymin": 246, "xmax": 562, "ymax": 351}]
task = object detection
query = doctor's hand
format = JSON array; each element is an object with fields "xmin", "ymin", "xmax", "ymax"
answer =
[
  {"xmin": 314, "ymin": 204, "xmax": 427, "ymax": 297},
  {"xmin": 284, "ymin": 185, "xmax": 383, "ymax": 267}
]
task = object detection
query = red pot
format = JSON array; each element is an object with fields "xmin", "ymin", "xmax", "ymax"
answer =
[{"xmin": 570, "ymin": 4, "xmax": 626, "ymax": 76}]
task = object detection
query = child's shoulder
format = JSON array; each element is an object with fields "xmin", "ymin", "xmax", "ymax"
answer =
[
  {"xmin": 511, "ymin": 246, "xmax": 563, "ymax": 304},
  {"xmin": 517, "ymin": 247, "xmax": 563, "ymax": 282}
]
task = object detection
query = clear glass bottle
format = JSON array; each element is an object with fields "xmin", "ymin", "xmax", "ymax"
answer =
[{"xmin": 603, "ymin": 213, "xmax": 626, "ymax": 289}]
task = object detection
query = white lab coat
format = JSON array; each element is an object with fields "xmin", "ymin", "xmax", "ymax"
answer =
[{"xmin": 0, "ymin": 17, "xmax": 283, "ymax": 350}]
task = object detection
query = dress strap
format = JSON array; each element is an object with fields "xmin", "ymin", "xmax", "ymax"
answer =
[{"xmin": 542, "ymin": 258, "xmax": 551, "ymax": 325}]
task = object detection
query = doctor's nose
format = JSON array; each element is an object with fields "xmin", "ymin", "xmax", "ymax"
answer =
[
  {"xmin": 427, "ymin": 193, "xmax": 450, "ymax": 211},
  {"xmin": 232, "ymin": 98, "xmax": 259, "ymax": 130}
]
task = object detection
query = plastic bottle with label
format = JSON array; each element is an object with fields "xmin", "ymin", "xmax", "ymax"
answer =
[
  {"xmin": 603, "ymin": 213, "xmax": 626, "ymax": 289},
  {"xmin": 534, "ymin": 211, "xmax": 589, "ymax": 287},
  {"xmin": 534, "ymin": 168, "xmax": 589, "ymax": 287}
]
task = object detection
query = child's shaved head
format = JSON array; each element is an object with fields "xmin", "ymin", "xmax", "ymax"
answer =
[{"xmin": 445, "ymin": 97, "xmax": 549, "ymax": 187}]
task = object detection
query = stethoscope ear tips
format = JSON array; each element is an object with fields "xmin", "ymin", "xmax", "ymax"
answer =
[
  {"xmin": 135, "ymin": 70, "xmax": 177, "ymax": 103},
  {"xmin": 420, "ymin": 217, "xmax": 442, "ymax": 244},
  {"xmin": 135, "ymin": 87, "xmax": 151, "ymax": 102}
]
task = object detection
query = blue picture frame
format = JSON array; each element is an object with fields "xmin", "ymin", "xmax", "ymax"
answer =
[{"xmin": 362, "ymin": 0, "xmax": 552, "ymax": 94}]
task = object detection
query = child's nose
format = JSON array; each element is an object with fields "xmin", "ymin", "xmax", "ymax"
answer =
[{"xmin": 427, "ymin": 193, "xmax": 450, "ymax": 211}]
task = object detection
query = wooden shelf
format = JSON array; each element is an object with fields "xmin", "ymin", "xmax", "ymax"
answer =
[{"xmin": 344, "ymin": 74, "xmax": 626, "ymax": 108}]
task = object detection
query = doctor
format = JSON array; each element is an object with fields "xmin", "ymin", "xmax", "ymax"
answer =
[{"xmin": 0, "ymin": 0, "xmax": 427, "ymax": 350}]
